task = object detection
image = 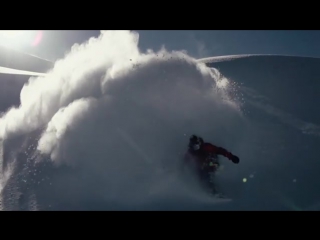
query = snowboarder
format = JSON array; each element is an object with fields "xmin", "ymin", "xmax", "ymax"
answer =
[{"xmin": 184, "ymin": 134, "xmax": 239, "ymax": 196}]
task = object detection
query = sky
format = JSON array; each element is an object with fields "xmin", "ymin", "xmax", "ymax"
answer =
[{"xmin": 1, "ymin": 30, "xmax": 320, "ymax": 61}]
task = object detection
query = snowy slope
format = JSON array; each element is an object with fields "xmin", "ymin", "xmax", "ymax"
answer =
[{"xmin": 200, "ymin": 55, "xmax": 320, "ymax": 210}]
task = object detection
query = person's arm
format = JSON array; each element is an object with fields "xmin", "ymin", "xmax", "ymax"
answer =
[{"xmin": 202, "ymin": 143, "xmax": 239, "ymax": 163}]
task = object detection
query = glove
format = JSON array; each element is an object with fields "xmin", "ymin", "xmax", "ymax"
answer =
[{"xmin": 230, "ymin": 154, "xmax": 239, "ymax": 164}]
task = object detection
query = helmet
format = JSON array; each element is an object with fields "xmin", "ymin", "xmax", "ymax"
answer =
[{"xmin": 189, "ymin": 135, "xmax": 203, "ymax": 151}]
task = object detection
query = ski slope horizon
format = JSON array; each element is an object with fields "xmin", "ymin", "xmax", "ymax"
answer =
[{"xmin": 0, "ymin": 30, "xmax": 319, "ymax": 210}]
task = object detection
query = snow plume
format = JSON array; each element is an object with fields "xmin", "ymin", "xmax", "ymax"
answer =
[{"xmin": 0, "ymin": 30, "xmax": 245, "ymax": 210}]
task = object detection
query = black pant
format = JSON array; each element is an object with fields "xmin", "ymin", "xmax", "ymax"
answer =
[{"xmin": 198, "ymin": 167, "xmax": 218, "ymax": 194}]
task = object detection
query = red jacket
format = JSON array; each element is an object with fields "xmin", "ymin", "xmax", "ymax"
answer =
[
  {"xmin": 185, "ymin": 142, "xmax": 233, "ymax": 169},
  {"xmin": 200, "ymin": 143, "xmax": 233, "ymax": 159}
]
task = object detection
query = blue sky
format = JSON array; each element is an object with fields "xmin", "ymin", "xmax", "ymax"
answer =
[{"xmin": 0, "ymin": 30, "xmax": 320, "ymax": 61}]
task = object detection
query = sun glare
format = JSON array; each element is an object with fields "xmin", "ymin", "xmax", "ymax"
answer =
[
  {"xmin": 0, "ymin": 30, "xmax": 43, "ymax": 48},
  {"xmin": 0, "ymin": 30, "xmax": 27, "ymax": 38}
]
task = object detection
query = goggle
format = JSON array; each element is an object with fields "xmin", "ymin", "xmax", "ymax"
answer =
[{"xmin": 192, "ymin": 143, "xmax": 200, "ymax": 150}]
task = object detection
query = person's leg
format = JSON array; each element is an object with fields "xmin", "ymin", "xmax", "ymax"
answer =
[{"xmin": 198, "ymin": 169, "xmax": 217, "ymax": 194}]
